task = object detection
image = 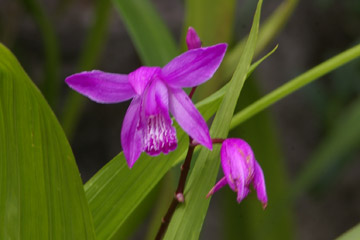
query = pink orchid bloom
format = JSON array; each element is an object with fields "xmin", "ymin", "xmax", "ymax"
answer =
[
  {"xmin": 207, "ymin": 138, "xmax": 268, "ymax": 208},
  {"xmin": 65, "ymin": 28, "xmax": 227, "ymax": 168}
]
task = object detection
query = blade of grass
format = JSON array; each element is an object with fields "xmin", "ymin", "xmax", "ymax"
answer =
[
  {"xmin": 336, "ymin": 223, "xmax": 360, "ymax": 240},
  {"xmin": 230, "ymin": 43, "xmax": 360, "ymax": 128},
  {"xmin": 225, "ymin": 77, "xmax": 293, "ymax": 240},
  {"xmin": 163, "ymin": 1, "xmax": 262, "ymax": 239},
  {"xmin": 145, "ymin": 172, "xmax": 177, "ymax": 240}
]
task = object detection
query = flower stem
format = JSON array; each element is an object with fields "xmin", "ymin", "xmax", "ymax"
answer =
[
  {"xmin": 189, "ymin": 87, "xmax": 197, "ymax": 99},
  {"xmin": 211, "ymin": 138, "xmax": 225, "ymax": 144},
  {"xmin": 175, "ymin": 137, "xmax": 195, "ymax": 201},
  {"xmin": 155, "ymin": 137, "xmax": 195, "ymax": 240}
]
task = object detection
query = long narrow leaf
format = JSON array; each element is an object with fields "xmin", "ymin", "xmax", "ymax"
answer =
[
  {"xmin": 225, "ymin": 79, "xmax": 293, "ymax": 240},
  {"xmin": 337, "ymin": 223, "xmax": 360, "ymax": 240},
  {"xmin": 0, "ymin": 44, "xmax": 95, "ymax": 239},
  {"xmin": 230, "ymin": 43, "xmax": 360, "ymax": 128},
  {"xmin": 164, "ymin": 1, "xmax": 262, "ymax": 239}
]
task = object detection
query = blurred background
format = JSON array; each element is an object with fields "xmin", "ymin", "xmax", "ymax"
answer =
[{"xmin": 1, "ymin": 0, "xmax": 360, "ymax": 239}]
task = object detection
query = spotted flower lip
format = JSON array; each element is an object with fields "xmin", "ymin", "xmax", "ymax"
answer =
[
  {"xmin": 65, "ymin": 28, "xmax": 227, "ymax": 168},
  {"xmin": 206, "ymin": 138, "xmax": 268, "ymax": 208}
]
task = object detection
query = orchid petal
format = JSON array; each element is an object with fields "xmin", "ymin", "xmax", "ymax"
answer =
[
  {"xmin": 142, "ymin": 78, "xmax": 169, "ymax": 116},
  {"xmin": 121, "ymin": 97, "xmax": 142, "ymax": 168},
  {"xmin": 161, "ymin": 43, "xmax": 227, "ymax": 88},
  {"xmin": 65, "ymin": 70, "xmax": 135, "ymax": 103},
  {"xmin": 186, "ymin": 27, "xmax": 201, "ymax": 49},
  {"xmin": 253, "ymin": 160, "xmax": 268, "ymax": 208},
  {"xmin": 129, "ymin": 66, "xmax": 161, "ymax": 95},
  {"xmin": 221, "ymin": 139, "xmax": 239, "ymax": 190},
  {"xmin": 206, "ymin": 177, "xmax": 227, "ymax": 198},
  {"xmin": 141, "ymin": 79, "xmax": 177, "ymax": 156},
  {"xmin": 168, "ymin": 88, "xmax": 212, "ymax": 149},
  {"xmin": 236, "ymin": 178, "xmax": 248, "ymax": 204}
]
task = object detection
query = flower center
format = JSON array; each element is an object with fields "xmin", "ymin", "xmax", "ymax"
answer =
[{"xmin": 143, "ymin": 114, "xmax": 177, "ymax": 156}]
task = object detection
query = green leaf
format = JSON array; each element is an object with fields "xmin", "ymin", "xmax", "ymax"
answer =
[
  {"xmin": 337, "ymin": 223, "xmax": 360, "ymax": 240},
  {"xmin": 144, "ymin": 172, "xmax": 177, "ymax": 240},
  {"xmin": 112, "ymin": 0, "xmax": 178, "ymax": 66},
  {"xmin": 230, "ymin": 43, "xmax": 360, "ymax": 128},
  {"xmin": 0, "ymin": 44, "xmax": 95, "ymax": 239},
  {"xmin": 112, "ymin": 185, "xmax": 160, "ymax": 240},
  {"xmin": 164, "ymin": 1, "xmax": 262, "ymax": 239},
  {"xmin": 292, "ymin": 96, "xmax": 360, "ymax": 196},
  {"xmin": 224, "ymin": 78, "xmax": 293, "ymax": 240}
]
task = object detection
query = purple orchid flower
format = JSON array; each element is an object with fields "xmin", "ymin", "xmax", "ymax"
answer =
[
  {"xmin": 65, "ymin": 28, "xmax": 227, "ymax": 168},
  {"xmin": 206, "ymin": 138, "xmax": 268, "ymax": 208}
]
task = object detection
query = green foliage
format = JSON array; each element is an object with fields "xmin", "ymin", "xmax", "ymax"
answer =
[
  {"xmin": 226, "ymin": 78, "xmax": 293, "ymax": 240},
  {"xmin": 164, "ymin": 1, "xmax": 262, "ymax": 239},
  {"xmin": 337, "ymin": 223, "xmax": 360, "ymax": 240},
  {"xmin": 231, "ymin": 43, "xmax": 360, "ymax": 127},
  {"xmin": 0, "ymin": 43, "xmax": 95, "ymax": 239}
]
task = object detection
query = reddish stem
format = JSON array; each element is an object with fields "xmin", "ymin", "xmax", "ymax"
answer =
[
  {"xmin": 211, "ymin": 138, "xmax": 225, "ymax": 144},
  {"xmin": 155, "ymin": 137, "xmax": 195, "ymax": 240},
  {"xmin": 155, "ymin": 137, "xmax": 225, "ymax": 239},
  {"xmin": 189, "ymin": 87, "xmax": 197, "ymax": 99}
]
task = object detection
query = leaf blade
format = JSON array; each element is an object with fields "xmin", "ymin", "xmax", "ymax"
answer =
[
  {"xmin": 164, "ymin": 1, "xmax": 263, "ymax": 239},
  {"xmin": 0, "ymin": 43, "xmax": 96, "ymax": 240},
  {"xmin": 230, "ymin": 43, "xmax": 360, "ymax": 128}
]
